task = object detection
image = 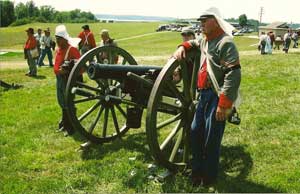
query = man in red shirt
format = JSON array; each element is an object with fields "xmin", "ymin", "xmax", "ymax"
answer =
[
  {"xmin": 78, "ymin": 25, "xmax": 96, "ymax": 55},
  {"xmin": 54, "ymin": 25, "xmax": 81, "ymax": 136},
  {"xmin": 24, "ymin": 28, "xmax": 37, "ymax": 77}
]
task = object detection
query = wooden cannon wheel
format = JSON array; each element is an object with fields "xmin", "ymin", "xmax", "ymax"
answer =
[
  {"xmin": 146, "ymin": 56, "xmax": 199, "ymax": 172},
  {"xmin": 65, "ymin": 46, "xmax": 138, "ymax": 144}
]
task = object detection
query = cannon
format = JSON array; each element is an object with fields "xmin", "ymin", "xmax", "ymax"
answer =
[{"xmin": 65, "ymin": 46, "xmax": 200, "ymax": 171}]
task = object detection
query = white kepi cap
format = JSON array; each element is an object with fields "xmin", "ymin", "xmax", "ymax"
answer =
[
  {"xmin": 55, "ymin": 25, "xmax": 81, "ymax": 47},
  {"xmin": 199, "ymin": 7, "xmax": 235, "ymax": 37}
]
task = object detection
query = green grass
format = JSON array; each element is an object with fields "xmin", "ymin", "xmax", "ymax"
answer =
[
  {"xmin": 1, "ymin": 22, "xmax": 300, "ymax": 193},
  {"xmin": 1, "ymin": 51, "xmax": 300, "ymax": 193},
  {"xmin": 0, "ymin": 22, "xmax": 162, "ymax": 49}
]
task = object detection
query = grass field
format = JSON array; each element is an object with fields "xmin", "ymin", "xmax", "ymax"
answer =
[{"xmin": 1, "ymin": 22, "xmax": 300, "ymax": 193}]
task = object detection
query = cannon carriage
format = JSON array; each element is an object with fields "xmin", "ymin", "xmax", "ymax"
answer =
[{"xmin": 65, "ymin": 46, "xmax": 200, "ymax": 171}]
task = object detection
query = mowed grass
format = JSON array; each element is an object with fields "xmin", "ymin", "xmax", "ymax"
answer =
[
  {"xmin": 0, "ymin": 22, "xmax": 162, "ymax": 49},
  {"xmin": 0, "ymin": 22, "xmax": 258, "ymax": 53},
  {"xmin": 1, "ymin": 47, "xmax": 300, "ymax": 192}
]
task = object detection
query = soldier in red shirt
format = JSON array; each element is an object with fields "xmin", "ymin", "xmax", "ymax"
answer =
[
  {"xmin": 54, "ymin": 25, "xmax": 81, "ymax": 136},
  {"xmin": 24, "ymin": 28, "xmax": 37, "ymax": 76},
  {"xmin": 78, "ymin": 25, "xmax": 96, "ymax": 55}
]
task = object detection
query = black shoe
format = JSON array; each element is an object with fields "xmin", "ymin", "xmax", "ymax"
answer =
[
  {"xmin": 191, "ymin": 171, "xmax": 203, "ymax": 186},
  {"xmin": 202, "ymin": 176, "xmax": 216, "ymax": 186}
]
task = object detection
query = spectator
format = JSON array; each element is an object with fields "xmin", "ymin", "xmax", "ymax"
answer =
[
  {"xmin": 99, "ymin": 29, "xmax": 118, "ymax": 63},
  {"xmin": 283, "ymin": 29, "xmax": 292, "ymax": 53},
  {"xmin": 292, "ymin": 31, "xmax": 298, "ymax": 48},
  {"xmin": 37, "ymin": 28, "xmax": 53, "ymax": 67},
  {"xmin": 274, "ymin": 35, "xmax": 282, "ymax": 50},
  {"xmin": 24, "ymin": 28, "xmax": 37, "ymax": 77},
  {"xmin": 34, "ymin": 28, "xmax": 43, "ymax": 65},
  {"xmin": 78, "ymin": 25, "xmax": 96, "ymax": 55},
  {"xmin": 265, "ymin": 32, "xmax": 272, "ymax": 54},
  {"xmin": 269, "ymin": 31, "xmax": 275, "ymax": 48},
  {"xmin": 258, "ymin": 32, "xmax": 267, "ymax": 54},
  {"xmin": 181, "ymin": 27, "xmax": 196, "ymax": 41}
]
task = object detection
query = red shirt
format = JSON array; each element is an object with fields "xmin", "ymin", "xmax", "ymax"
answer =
[
  {"xmin": 197, "ymin": 58, "xmax": 209, "ymax": 89},
  {"xmin": 78, "ymin": 30, "xmax": 96, "ymax": 48},
  {"xmin": 24, "ymin": 35, "xmax": 37, "ymax": 49},
  {"xmin": 54, "ymin": 45, "xmax": 80, "ymax": 75}
]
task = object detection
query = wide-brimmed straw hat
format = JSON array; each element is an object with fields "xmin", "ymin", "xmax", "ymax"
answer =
[{"xmin": 55, "ymin": 25, "xmax": 81, "ymax": 47}]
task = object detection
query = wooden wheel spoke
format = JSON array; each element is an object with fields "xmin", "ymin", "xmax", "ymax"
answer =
[
  {"xmin": 169, "ymin": 128, "xmax": 183, "ymax": 162},
  {"xmin": 76, "ymin": 81, "xmax": 102, "ymax": 93},
  {"xmin": 158, "ymin": 101, "xmax": 182, "ymax": 112},
  {"xmin": 108, "ymin": 50, "xmax": 113, "ymax": 64},
  {"xmin": 122, "ymin": 58, "xmax": 127, "ymax": 65},
  {"xmin": 74, "ymin": 96, "xmax": 101, "ymax": 104},
  {"xmin": 72, "ymin": 87, "xmax": 95, "ymax": 97},
  {"xmin": 116, "ymin": 104, "xmax": 127, "ymax": 118},
  {"xmin": 78, "ymin": 101, "xmax": 102, "ymax": 122},
  {"xmin": 111, "ymin": 107, "xmax": 120, "ymax": 135},
  {"xmin": 102, "ymin": 108, "xmax": 109, "ymax": 137},
  {"xmin": 160, "ymin": 120, "xmax": 183, "ymax": 151},
  {"xmin": 95, "ymin": 79, "xmax": 106, "ymax": 89},
  {"xmin": 88, "ymin": 106, "xmax": 105, "ymax": 134},
  {"xmin": 156, "ymin": 113, "xmax": 182, "ymax": 130},
  {"xmin": 179, "ymin": 61, "xmax": 191, "ymax": 101},
  {"xmin": 165, "ymin": 82, "xmax": 187, "ymax": 105}
]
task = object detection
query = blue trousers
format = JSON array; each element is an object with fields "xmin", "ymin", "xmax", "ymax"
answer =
[
  {"xmin": 38, "ymin": 47, "xmax": 53, "ymax": 66},
  {"xmin": 56, "ymin": 75, "xmax": 67, "ymax": 109},
  {"xmin": 191, "ymin": 88, "xmax": 226, "ymax": 179}
]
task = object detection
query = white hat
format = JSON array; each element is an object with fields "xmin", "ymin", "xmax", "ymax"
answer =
[
  {"xmin": 199, "ymin": 7, "xmax": 234, "ymax": 37},
  {"xmin": 55, "ymin": 25, "xmax": 81, "ymax": 47}
]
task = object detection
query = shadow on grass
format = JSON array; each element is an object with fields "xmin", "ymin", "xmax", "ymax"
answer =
[
  {"xmin": 76, "ymin": 131, "xmax": 283, "ymax": 192},
  {"xmin": 80, "ymin": 132, "xmax": 153, "ymax": 162},
  {"xmin": 31, "ymin": 75, "xmax": 46, "ymax": 80},
  {"xmin": 160, "ymin": 145, "xmax": 282, "ymax": 193}
]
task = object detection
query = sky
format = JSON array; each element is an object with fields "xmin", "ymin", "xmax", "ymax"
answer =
[{"xmin": 13, "ymin": 0, "xmax": 300, "ymax": 23}]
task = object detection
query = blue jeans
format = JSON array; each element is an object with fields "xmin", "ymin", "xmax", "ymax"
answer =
[
  {"xmin": 191, "ymin": 88, "xmax": 226, "ymax": 179},
  {"xmin": 38, "ymin": 47, "xmax": 53, "ymax": 66}
]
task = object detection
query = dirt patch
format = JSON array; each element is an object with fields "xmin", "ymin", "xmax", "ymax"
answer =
[{"xmin": 0, "ymin": 60, "xmax": 28, "ymax": 69}]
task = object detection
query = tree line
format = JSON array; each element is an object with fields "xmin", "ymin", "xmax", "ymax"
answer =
[{"xmin": 0, "ymin": 0, "xmax": 98, "ymax": 27}]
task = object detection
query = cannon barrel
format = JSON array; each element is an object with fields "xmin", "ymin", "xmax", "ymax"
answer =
[{"xmin": 87, "ymin": 63, "xmax": 162, "ymax": 79}]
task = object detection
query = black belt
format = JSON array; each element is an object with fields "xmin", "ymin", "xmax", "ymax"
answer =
[{"xmin": 224, "ymin": 65, "xmax": 241, "ymax": 74}]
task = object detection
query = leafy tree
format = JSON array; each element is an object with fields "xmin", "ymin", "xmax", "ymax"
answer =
[
  {"xmin": 39, "ymin": 5, "xmax": 56, "ymax": 21},
  {"xmin": 54, "ymin": 11, "xmax": 70, "ymax": 23},
  {"xmin": 0, "ymin": 0, "xmax": 15, "ymax": 27},
  {"xmin": 239, "ymin": 14, "xmax": 248, "ymax": 28},
  {"xmin": 15, "ymin": 2, "xmax": 28, "ymax": 20},
  {"xmin": 70, "ymin": 9, "xmax": 81, "ymax": 20},
  {"xmin": 26, "ymin": 1, "xmax": 39, "ymax": 18}
]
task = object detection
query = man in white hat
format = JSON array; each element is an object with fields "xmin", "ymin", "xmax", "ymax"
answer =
[
  {"xmin": 173, "ymin": 7, "xmax": 241, "ymax": 186},
  {"xmin": 54, "ymin": 25, "xmax": 81, "ymax": 136}
]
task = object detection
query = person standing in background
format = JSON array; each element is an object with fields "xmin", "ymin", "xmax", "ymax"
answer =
[
  {"xmin": 37, "ymin": 28, "xmax": 53, "ymax": 67},
  {"xmin": 78, "ymin": 25, "xmax": 96, "ymax": 55},
  {"xmin": 24, "ymin": 28, "xmax": 37, "ymax": 77}
]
